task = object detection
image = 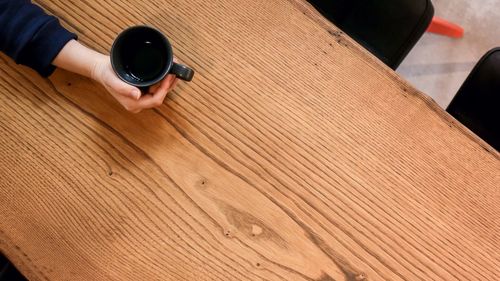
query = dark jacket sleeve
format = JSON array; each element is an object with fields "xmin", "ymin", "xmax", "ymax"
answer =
[{"xmin": 0, "ymin": 0, "xmax": 77, "ymax": 77}]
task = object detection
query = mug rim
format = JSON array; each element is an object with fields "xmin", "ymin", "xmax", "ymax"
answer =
[{"xmin": 110, "ymin": 25, "xmax": 174, "ymax": 87}]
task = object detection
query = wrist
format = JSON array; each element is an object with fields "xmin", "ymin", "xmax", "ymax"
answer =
[
  {"xmin": 53, "ymin": 40, "xmax": 110, "ymax": 82},
  {"xmin": 90, "ymin": 54, "xmax": 109, "ymax": 84}
]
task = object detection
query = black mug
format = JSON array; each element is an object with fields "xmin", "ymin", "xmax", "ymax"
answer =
[{"xmin": 111, "ymin": 25, "xmax": 194, "ymax": 92}]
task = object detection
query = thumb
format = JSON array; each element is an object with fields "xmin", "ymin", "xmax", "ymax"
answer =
[{"xmin": 110, "ymin": 78, "xmax": 141, "ymax": 100}]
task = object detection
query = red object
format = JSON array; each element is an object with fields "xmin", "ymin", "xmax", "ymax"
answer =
[{"xmin": 427, "ymin": 16, "xmax": 464, "ymax": 38}]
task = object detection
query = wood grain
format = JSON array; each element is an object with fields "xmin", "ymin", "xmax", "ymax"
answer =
[{"xmin": 0, "ymin": 0, "xmax": 498, "ymax": 280}]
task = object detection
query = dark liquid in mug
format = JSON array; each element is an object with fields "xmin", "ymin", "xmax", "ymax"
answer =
[{"xmin": 123, "ymin": 40, "xmax": 166, "ymax": 82}]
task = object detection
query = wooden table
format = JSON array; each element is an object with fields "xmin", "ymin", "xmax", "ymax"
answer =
[{"xmin": 1, "ymin": 0, "xmax": 498, "ymax": 280}]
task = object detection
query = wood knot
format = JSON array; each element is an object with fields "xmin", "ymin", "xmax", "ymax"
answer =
[
  {"xmin": 355, "ymin": 273, "xmax": 367, "ymax": 281},
  {"xmin": 217, "ymin": 200, "xmax": 287, "ymax": 247},
  {"xmin": 196, "ymin": 177, "xmax": 208, "ymax": 189},
  {"xmin": 224, "ymin": 229, "xmax": 233, "ymax": 238},
  {"xmin": 251, "ymin": 225, "xmax": 263, "ymax": 237}
]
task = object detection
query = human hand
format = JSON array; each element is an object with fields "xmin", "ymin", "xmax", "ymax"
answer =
[{"xmin": 91, "ymin": 55, "xmax": 178, "ymax": 113}]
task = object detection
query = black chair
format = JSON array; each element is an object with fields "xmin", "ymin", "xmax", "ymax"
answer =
[
  {"xmin": 307, "ymin": 0, "xmax": 434, "ymax": 69},
  {"xmin": 447, "ymin": 48, "xmax": 500, "ymax": 151},
  {"xmin": 0, "ymin": 253, "xmax": 27, "ymax": 281}
]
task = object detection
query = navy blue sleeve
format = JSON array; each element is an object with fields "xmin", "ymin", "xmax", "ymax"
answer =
[{"xmin": 0, "ymin": 0, "xmax": 77, "ymax": 77}]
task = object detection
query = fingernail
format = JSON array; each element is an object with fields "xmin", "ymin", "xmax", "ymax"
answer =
[{"xmin": 131, "ymin": 89, "xmax": 141, "ymax": 100}]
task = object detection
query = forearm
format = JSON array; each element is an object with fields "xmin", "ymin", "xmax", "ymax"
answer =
[
  {"xmin": 0, "ymin": 0, "xmax": 77, "ymax": 77},
  {"xmin": 52, "ymin": 39, "xmax": 107, "ymax": 81}
]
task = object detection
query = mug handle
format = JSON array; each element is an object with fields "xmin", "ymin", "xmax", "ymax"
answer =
[{"xmin": 170, "ymin": 63, "xmax": 195, "ymax": 81}]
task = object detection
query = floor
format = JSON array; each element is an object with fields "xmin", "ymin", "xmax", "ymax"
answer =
[{"xmin": 397, "ymin": 0, "xmax": 500, "ymax": 109}]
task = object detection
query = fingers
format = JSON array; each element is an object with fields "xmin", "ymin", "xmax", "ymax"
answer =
[
  {"xmin": 117, "ymin": 74, "xmax": 179, "ymax": 113},
  {"xmin": 147, "ymin": 73, "xmax": 177, "ymax": 94},
  {"xmin": 142, "ymin": 74, "xmax": 175, "ymax": 106},
  {"xmin": 168, "ymin": 78, "xmax": 179, "ymax": 92},
  {"xmin": 158, "ymin": 74, "xmax": 176, "ymax": 94},
  {"xmin": 123, "ymin": 75, "xmax": 174, "ymax": 112},
  {"xmin": 149, "ymin": 83, "xmax": 161, "ymax": 93}
]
